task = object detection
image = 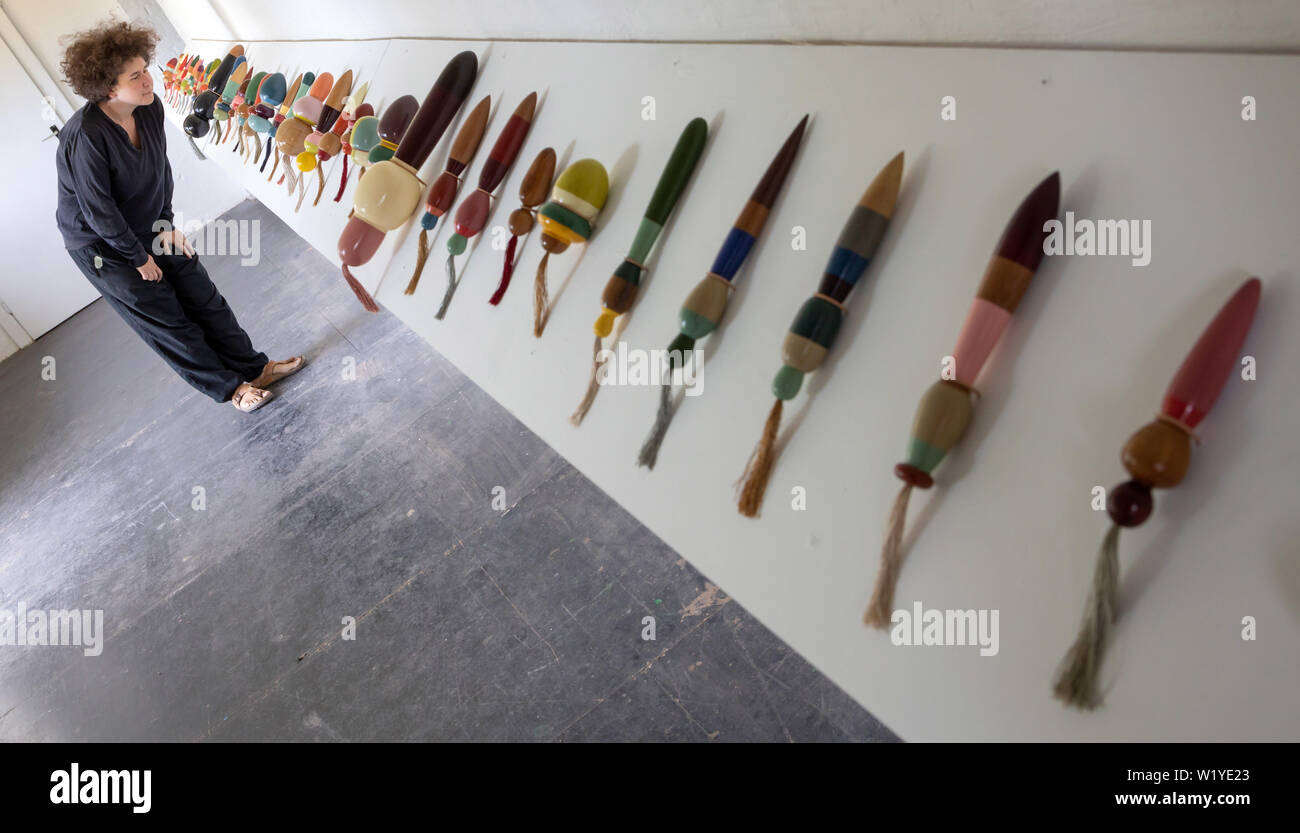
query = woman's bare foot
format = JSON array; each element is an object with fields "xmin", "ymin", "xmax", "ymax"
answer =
[
  {"xmin": 249, "ymin": 355, "xmax": 305, "ymax": 388},
  {"xmin": 231, "ymin": 382, "xmax": 274, "ymax": 412}
]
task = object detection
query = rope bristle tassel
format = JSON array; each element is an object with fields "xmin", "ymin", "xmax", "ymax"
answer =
[
  {"xmin": 294, "ymin": 173, "xmax": 306, "ymax": 212},
  {"xmin": 313, "ymin": 165, "xmax": 325, "ymax": 207},
  {"xmin": 488, "ymin": 235, "xmax": 519, "ymax": 306},
  {"xmin": 636, "ymin": 382, "xmax": 675, "ymax": 469},
  {"xmin": 736, "ymin": 399, "xmax": 783, "ymax": 517},
  {"xmin": 187, "ymin": 135, "xmax": 206, "ymax": 160},
  {"xmin": 333, "ymin": 155, "xmax": 349, "ymax": 202},
  {"xmin": 252, "ymin": 135, "xmax": 262, "ymax": 165},
  {"xmin": 267, "ymin": 149, "xmax": 279, "ymax": 181},
  {"xmin": 405, "ymin": 229, "xmax": 430, "ymax": 295},
  {"xmin": 1053, "ymin": 524, "xmax": 1121, "ymax": 710},
  {"xmin": 532, "ymin": 251, "xmax": 551, "ymax": 337},
  {"xmin": 863, "ymin": 483, "xmax": 916, "ymax": 628},
  {"xmin": 283, "ymin": 156, "xmax": 298, "ymax": 196},
  {"xmin": 434, "ymin": 255, "xmax": 459, "ymax": 320},
  {"xmin": 341, "ymin": 264, "xmax": 380, "ymax": 313},
  {"xmin": 570, "ymin": 336, "xmax": 608, "ymax": 426}
]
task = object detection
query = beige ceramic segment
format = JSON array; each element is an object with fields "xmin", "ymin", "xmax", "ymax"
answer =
[
  {"xmin": 682, "ymin": 275, "xmax": 730, "ymax": 321},
  {"xmin": 552, "ymin": 187, "xmax": 601, "ymax": 220},
  {"xmin": 781, "ymin": 332, "xmax": 828, "ymax": 373},
  {"xmin": 351, "ymin": 160, "xmax": 424, "ymax": 231},
  {"xmin": 910, "ymin": 380, "xmax": 974, "ymax": 452}
]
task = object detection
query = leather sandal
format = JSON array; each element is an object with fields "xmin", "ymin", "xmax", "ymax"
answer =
[
  {"xmin": 231, "ymin": 383, "xmax": 274, "ymax": 412},
  {"xmin": 250, "ymin": 355, "xmax": 305, "ymax": 388}
]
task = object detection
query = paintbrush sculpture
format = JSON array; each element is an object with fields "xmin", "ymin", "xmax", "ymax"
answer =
[
  {"xmin": 266, "ymin": 72, "xmax": 312, "ymax": 180},
  {"xmin": 277, "ymin": 72, "xmax": 334, "ymax": 208},
  {"xmin": 297, "ymin": 70, "xmax": 353, "ymax": 206},
  {"xmin": 330, "ymin": 88, "xmax": 371, "ymax": 202},
  {"xmin": 405, "ymin": 94, "xmax": 492, "ymax": 295},
  {"xmin": 863, "ymin": 171, "xmax": 1061, "ymax": 627},
  {"xmin": 434, "ymin": 92, "xmax": 539, "ymax": 318},
  {"xmin": 1054, "ymin": 277, "xmax": 1261, "ymax": 709},
  {"xmin": 569, "ymin": 117, "xmax": 709, "ymax": 425},
  {"xmin": 214, "ymin": 61, "xmax": 250, "ymax": 144},
  {"xmin": 182, "ymin": 45, "xmax": 243, "ymax": 156},
  {"xmin": 321, "ymin": 82, "xmax": 368, "ymax": 204},
  {"xmin": 336, "ymin": 102, "xmax": 375, "ymax": 199},
  {"xmin": 338, "ymin": 51, "xmax": 479, "ymax": 312},
  {"xmin": 637, "ymin": 116, "xmax": 808, "ymax": 467},
  {"xmin": 735, "ymin": 147, "xmax": 903, "ymax": 517},
  {"xmin": 489, "ymin": 147, "xmax": 556, "ymax": 306},
  {"xmin": 249, "ymin": 71, "xmax": 286, "ymax": 171},
  {"xmin": 533, "ymin": 158, "xmax": 610, "ymax": 336},
  {"xmin": 233, "ymin": 70, "xmax": 266, "ymax": 160}
]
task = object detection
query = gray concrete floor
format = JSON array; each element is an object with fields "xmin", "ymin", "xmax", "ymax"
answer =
[{"xmin": 0, "ymin": 199, "xmax": 897, "ymax": 742}]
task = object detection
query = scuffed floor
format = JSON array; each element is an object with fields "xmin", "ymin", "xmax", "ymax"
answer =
[{"xmin": 0, "ymin": 199, "xmax": 897, "ymax": 741}]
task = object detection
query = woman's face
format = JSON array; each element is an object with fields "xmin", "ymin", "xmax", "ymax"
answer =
[{"xmin": 107, "ymin": 56, "xmax": 154, "ymax": 106}]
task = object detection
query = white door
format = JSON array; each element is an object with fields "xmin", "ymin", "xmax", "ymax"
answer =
[{"xmin": 0, "ymin": 31, "xmax": 100, "ymax": 341}]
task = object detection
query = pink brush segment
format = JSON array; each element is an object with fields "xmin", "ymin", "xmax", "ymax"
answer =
[{"xmin": 950, "ymin": 298, "xmax": 1012, "ymax": 387}]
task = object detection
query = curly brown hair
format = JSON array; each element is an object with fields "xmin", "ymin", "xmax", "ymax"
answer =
[{"xmin": 59, "ymin": 20, "xmax": 159, "ymax": 102}]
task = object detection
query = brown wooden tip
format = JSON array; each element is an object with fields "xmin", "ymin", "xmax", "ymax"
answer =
[
  {"xmin": 520, "ymin": 147, "xmax": 557, "ymax": 207},
  {"xmin": 230, "ymin": 45, "xmax": 245, "ymax": 57},
  {"xmin": 750, "ymin": 114, "xmax": 809, "ymax": 208},
  {"xmin": 513, "ymin": 91, "xmax": 538, "ymax": 123},
  {"xmin": 450, "ymin": 95, "xmax": 492, "ymax": 164},
  {"xmin": 324, "ymin": 69, "xmax": 353, "ymax": 110},
  {"xmin": 859, "ymin": 151, "xmax": 904, "ymax": 219},
  {"xmin": 229, "ymin": 62, "xmax": 249, "ymax": 85}
]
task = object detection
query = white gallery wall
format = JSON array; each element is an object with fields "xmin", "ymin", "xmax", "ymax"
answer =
[
  {"xmin": 157, "ymin": 0, "xmax": 1300, "ymax": 51},
  {"xmin": 5, "ymin": 0, "xmax": 1296, "ymax": 740},
  {"xmin": 163, "ymin": 25, "xmax": 1300, "ymax": 740}
]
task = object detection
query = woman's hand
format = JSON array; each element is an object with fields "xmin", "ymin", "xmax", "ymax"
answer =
[
  {"xmin": 137, "ymin": 255, "xmax": 163, "ymax": 282},
  {"xmin": 155, "ymin": 228, "xmax": 195, "ymax": 258}
]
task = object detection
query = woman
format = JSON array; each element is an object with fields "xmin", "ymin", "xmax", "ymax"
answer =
[{"xmin": 55, "ymin": 21, "xmax": 301, "ymax": 412}]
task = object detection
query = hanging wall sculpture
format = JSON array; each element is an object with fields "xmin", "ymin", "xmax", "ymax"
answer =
[
  {"xmin": 266, "ymin": 72, "xmax": 312, "ymax": 181},
  {"xmin": 1053, "ymin": 277, "xmax": 1261, "ymax": 709},
  {"xmin": 182, "ymin": 45, "xmax": 244, "ymax": 156},
  {"xmin": 248, "ymin": 71, "xmax": 286, "ymax": 172},
  {"xmin": 326, "ymin": 82, "xmax": 369, "ymax": 203},
  {"xmin": 490, "ymin": 146, "xmax": 557, "ymax": 306},
  {"xmin": 233, "ymin": 70, "xmax": 266, "ymax": 161},
  {"xmin": 569, "ymin": 117, "xmax": 709, "ymax": 426},
  {"xmin": 735, "ymin": 148, "xmax": 903, "ymax": 518},
  {"xmin": 214, "ymin": 60, "xmax": 251, "ymax": 145},
  {"xmin": 436, "ymin": 93, "xmax": 540, "ymax": 318},
  {"xmin": 862, "ymin": 171, "xmax": 1061, "ymax": 628},
  {"xmin": 405, "ymin": 94, "xmax": 492, "ymax": 296},
  {"xmin": 532, "ymin": 159, "xmax": 610, "ymax": 337},
  {"xmin": 338, "ymin": 51, "xmax": 480, "ymax": 312},
  {"xmin": 636, "ymin": 116, "xmax": 809, "ymax": 468},
  {"xmin": 297, "ymin": 70, "xmax": 354, "ymax": 206},
  {"xmin": 277, "ymin": 72, "xmax": 335, "ymax": 209}
]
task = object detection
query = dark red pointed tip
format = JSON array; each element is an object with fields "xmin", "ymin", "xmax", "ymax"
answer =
[
  {"xmin": 750, "ymin": 115, "xmax": 811, "ymax": 206},
  {"xmin": 995, "ymin": 170, "xmax": 1061, "ymax": 272}
]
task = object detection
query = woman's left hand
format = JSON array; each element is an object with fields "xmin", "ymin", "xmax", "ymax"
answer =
[{"xmin": 155, "ymin": 229, "xmax": 195, "ymax": 258}]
